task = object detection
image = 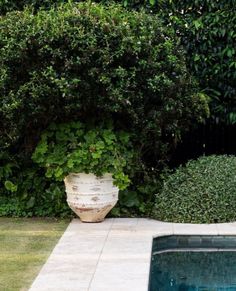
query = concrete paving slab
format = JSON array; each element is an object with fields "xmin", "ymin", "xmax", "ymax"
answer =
[
  {"xmin": 216, "ymin": 222, "xmax": 236, "ymax": 235},
  {"xmin": 173, "ymin": 222, "xmax": 218, "ymax": 235}
]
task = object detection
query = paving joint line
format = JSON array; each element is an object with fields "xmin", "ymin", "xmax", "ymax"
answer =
[{"xmin": 87, "ymin": 217, "xmax": 115, "ymax": 290}]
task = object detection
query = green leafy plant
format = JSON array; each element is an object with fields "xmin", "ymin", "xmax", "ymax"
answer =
[
  {"xmin": 152, "ymin": 155, "xmax": 236, "ymax": 223},
  {"xmin": 112, "ymin": 167, "xmax": 166, "ymax": 217},
  {"xmin": 0, "ymin": 152, "xmax": 19, "ymax": 193},
  {"xmin": 32, "ymin": 121, "xmax": 135, "ymax": 190},
  {"xmin": 0, "ymin": 161, "xmax": 72, "ymax": 218}
]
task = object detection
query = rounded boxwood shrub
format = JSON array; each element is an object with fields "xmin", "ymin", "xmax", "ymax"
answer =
[{"xmin": 152, "ymin": 155, "xmax": 236, "ymax": 223}]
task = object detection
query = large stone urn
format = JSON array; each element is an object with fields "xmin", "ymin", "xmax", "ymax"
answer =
[{"xmin": 64, "ymin": 173, "xmax": 119, "ymax": 222}]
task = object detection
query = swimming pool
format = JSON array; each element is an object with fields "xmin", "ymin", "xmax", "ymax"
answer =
[{"xmin": 148, "ymin": 235, "xmax": 236, "ymax": 291}]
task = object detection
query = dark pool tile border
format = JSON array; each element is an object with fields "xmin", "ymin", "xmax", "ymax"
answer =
[{"xmin": 152, "ymin": 235, "xmax": 236, "ymax": 253}]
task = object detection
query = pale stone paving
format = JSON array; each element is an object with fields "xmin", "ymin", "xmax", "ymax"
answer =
[{"xmin": 29, "ymin": 218, "xmax": 236, "ymax": 291}]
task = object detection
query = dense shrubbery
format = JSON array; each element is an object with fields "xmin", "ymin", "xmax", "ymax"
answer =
[
  {"xmin": 121, "ymin": 0, "xmax": 236, "ymax": 123},
  {"xmin": 0, "ymin": 2, "xmax": 208, "ymax": 160},
  {"xmin": 0, "ymin": 2, "xmax": 208, "ymax": 217},
  {"xmin": 162, "ymin": 1, "xmax": 236, "ymax": 123},
  {"xmin": 0, "ymin": 0, "xmax": 233, "ymax": 222},
  {"xmin": 152, "ymin": 155, "xmax": 236, "ymax": 223},
  {"xmin": 0, "ymin": 164, "xmax": 71, "ymax": 217}
]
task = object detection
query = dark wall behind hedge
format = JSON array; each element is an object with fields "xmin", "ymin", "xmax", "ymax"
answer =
[{"xmin": 0, "ymin": 0, "xmax": 64, "ymax": 14}]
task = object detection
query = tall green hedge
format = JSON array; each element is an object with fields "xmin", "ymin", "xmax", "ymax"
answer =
[
  {"xmin": 165, "ymin": 1, "xmax": 236, "ymax": 123},
  {"xmin": 0, "ymin": 2, "xmax": 208, "ymax": 160},
  {"xmin": 118, "ymin": 0, "xmax": 236, "ymax": 124},
  {"xmin": 2, "ymin": 0, "xmax": 235, "ymax": 122}
]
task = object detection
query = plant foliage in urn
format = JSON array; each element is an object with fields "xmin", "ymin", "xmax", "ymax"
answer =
[
  {"xmin": 32, "ymin": 121, "xmax": 134, "ymax": 189},
  {"xmin": 32, "ymin": 121, "xmax": 135, "ymax": 222}
]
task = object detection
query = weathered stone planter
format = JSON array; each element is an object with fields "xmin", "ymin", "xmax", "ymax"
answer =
[{"xmin": 64, "ymin": 173, "xmax": 119, "ymax": 222}]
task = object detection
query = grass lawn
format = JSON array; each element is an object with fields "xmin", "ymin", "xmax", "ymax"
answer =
[{"xmin": 0, "ymin": 218, "xmax": 69, "ymax": 291}]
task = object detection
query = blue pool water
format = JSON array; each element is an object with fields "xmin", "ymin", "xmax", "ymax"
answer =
[{"xmin": 149, "ymin": 236, "xmax": 236, "ymax": 291}]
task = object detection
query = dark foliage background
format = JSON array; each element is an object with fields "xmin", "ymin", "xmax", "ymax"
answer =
[{"xmin": 1, "ymin": 0, "xmax": 235, "ymax": 223}]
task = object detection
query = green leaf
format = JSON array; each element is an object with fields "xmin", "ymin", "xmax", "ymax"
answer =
[
  {"xmin": 149, "ymin": 0, "xmax": 156, "ymax": 6},
  {"xmin": 4, "ymin": 180, "xmax": 17, "ymax": 192},
  {"xmin": 123, "ymin": 0, "xmax": 128, "ymax": 7},
  {"xmin": 193, "ymin": 20, "xmax": 202, "ymax": 30},
  {"xmin": 26, "ymin": 197, "xmax": 36, "ymax": 209},
  {"xmin": 54, "ymin": 167, "xmax": 63, "ymax": 178},
  {"xmin": 67, "ymin": 159, "xmax": 74, "ymax": 168}
]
